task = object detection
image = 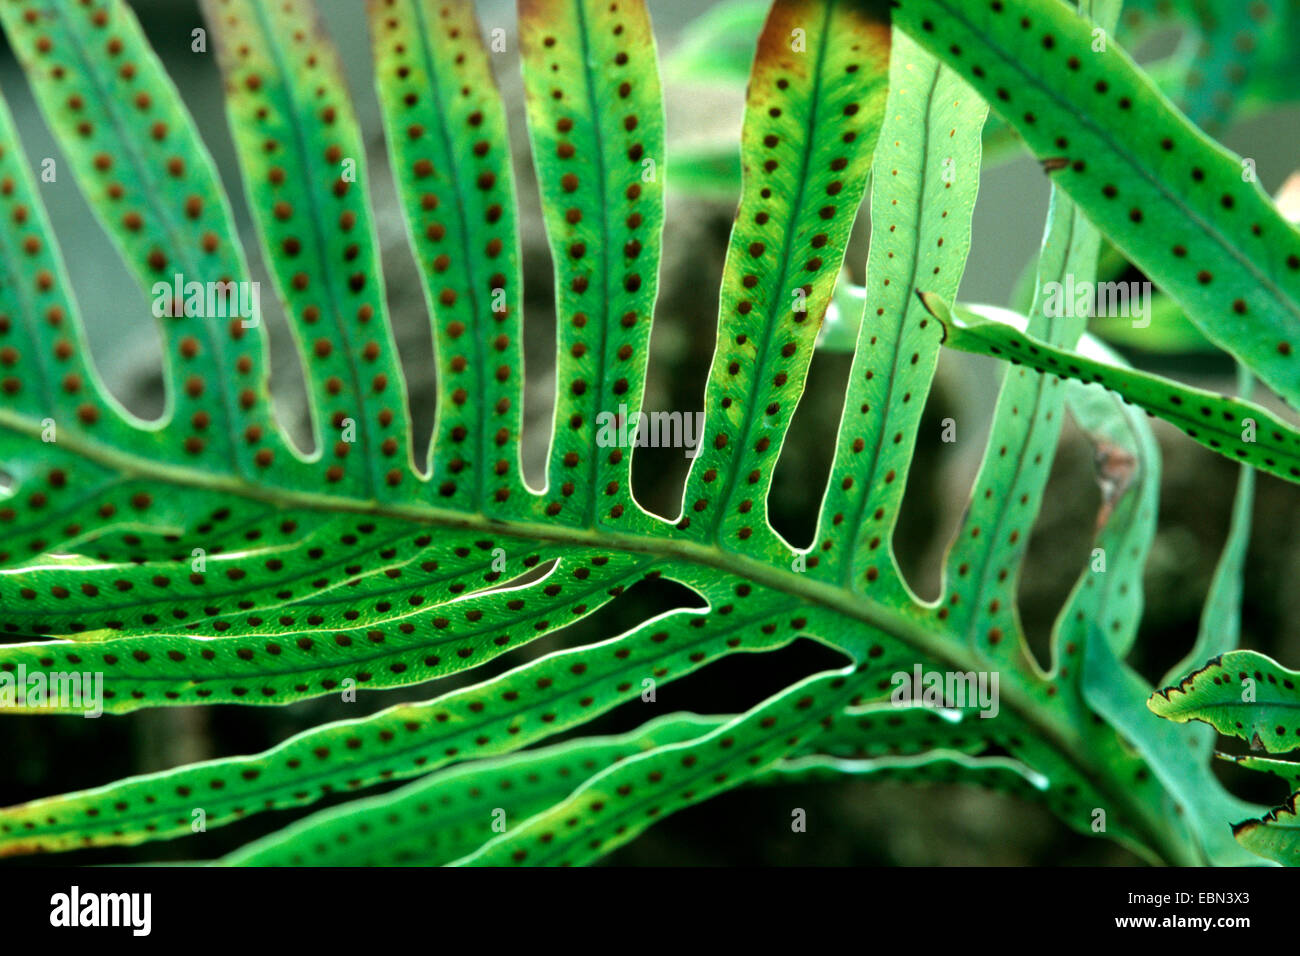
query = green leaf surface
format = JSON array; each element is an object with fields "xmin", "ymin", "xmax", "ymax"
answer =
[
  {"xmin": 1218, "ymin": 751, "xmax": 1300, "ymax": 790},
  {"xmin": 220, "ymin": 712, "xmax": 725, "ymax": 866},
  {"xmin": 681, "ymin": 0, "xmax": 892, "ymax": 554},
  {"xmin": 0, "ymin": 85, "xmax": 166, "ymax": 564},
  {"xmin": 1232, "ymin": 793, "xmax": 1300, "ymax": 866},
  {"xmin": 0, "ymin": 0, "xmax": 1283, "ymax": 870},
  {"xmin": 892, "ymin": 0, "xmax": 1300, "ymax": 410},
  {"xmin": 0, "ymin": 583, "xmax": 814, "ymax": 854},
  {"xmin": 518, "ymin": 0, "xmax": 666, "ymax": 532},
  {"xmin": 938, "ymin": 187, "xmax": 1099, "ymax": 663},
  {"xmin": 1149, "ymin": 650, "xmax": 1300, "ymax": 753},
  {"xmin": 0, "ymin": 542, "xmax": 660, "ymax": 713},
  {"xmin": 203, "ymin": 0, "xmax": 414, "ymax": 498},
  {"xmin": 368, "ymin": 0, "xmax": 528, "ymax": 512},
  {"xmin": 453, "ymin": 666, "xmax": 868, "ymax": 865},
  {"xmin": 809, "ymin": 27, "xmax": 985, "ymax": 600},
  {"xmin": 934, "ymin": 0, "xmax": 1121, "ymax": 670},
  {"xmin": 925, "ymin": 298, "xmax": 1300, "ymax": 486},
  {"xmin": 0, "ymin": 0, "xmax": 277, "ymax": 476}
]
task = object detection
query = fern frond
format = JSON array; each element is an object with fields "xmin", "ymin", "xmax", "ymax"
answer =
[
  {"xmin": 927, "ymin": 299, "xmax": 1300, "ymax": 484},
  {"xmin": 1, "ymin": 0, "xmax": 1292, "ymax": 869},
  {"xmin": 810, "ymin": 29, "xmax": 985, "ymax": 600},
  {"xmin": 220, "ymin": 712, "xmax": 726, "ymax": 866},
  {"xmin": 893, "ymin": 0, "xmax": 1300, "ymax": 409},
  {"xmin": 0, "ymin": 0, "xmax": 275, "ymax": 474}
]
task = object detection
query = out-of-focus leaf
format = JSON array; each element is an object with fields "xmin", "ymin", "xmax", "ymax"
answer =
[
  {"xmin": 763, "ymin": 750, "xmax": 1050, "ymax": 802},
  {"xmin": 1089, "ymin": 296, "xmax": 1218, "ymax": 353},
  {"xmin": 1084, "ymin": 621, "xmax": 1267, "ymax": 865},
  {"xmin": 667, "ymin": 143, "xmax": 743, "ymax": 201},
  {"xmin": 816, "ymin": 269, "xmax": 867, "ymax": 353},
  {"xmin": 663, "ymin": 0, "xmax": 768, "ymax": 85}
]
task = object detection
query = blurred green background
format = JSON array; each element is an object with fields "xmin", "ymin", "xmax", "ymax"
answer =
[{"xmin": 2, "ymin": 0, "xmax": 1299, "ymax": 865}]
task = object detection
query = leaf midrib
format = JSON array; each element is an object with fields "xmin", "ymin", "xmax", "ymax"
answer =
[
  {"xmin": 0, "ymin": 395, "xmax": 1196, "ymax": 868},
  {"xmin": 0, "ymin": 403, "xmax": 950, "ymax": 664},
  {"xmin": 243, "ymin": 1, "xmax": 381, "ymax": 494},
  {"xmin": 837, "ymin": 61, "xmax": 943, "ymax": 590},
  {"xmin": 708, "ymin": 0, "xmax": 837, "ymax": 541},
  {"xmin": 572, "ymin": 0, "xmax": 613, "ymax": 524},
  {"xmin": 408, "ymin": 0, "xmax": 488, "ymax": 507}
]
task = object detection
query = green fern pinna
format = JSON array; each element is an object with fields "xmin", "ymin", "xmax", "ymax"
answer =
[{"xmin": 0, "ymin": 0, "xmax": 1298, "ymax": 865}]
